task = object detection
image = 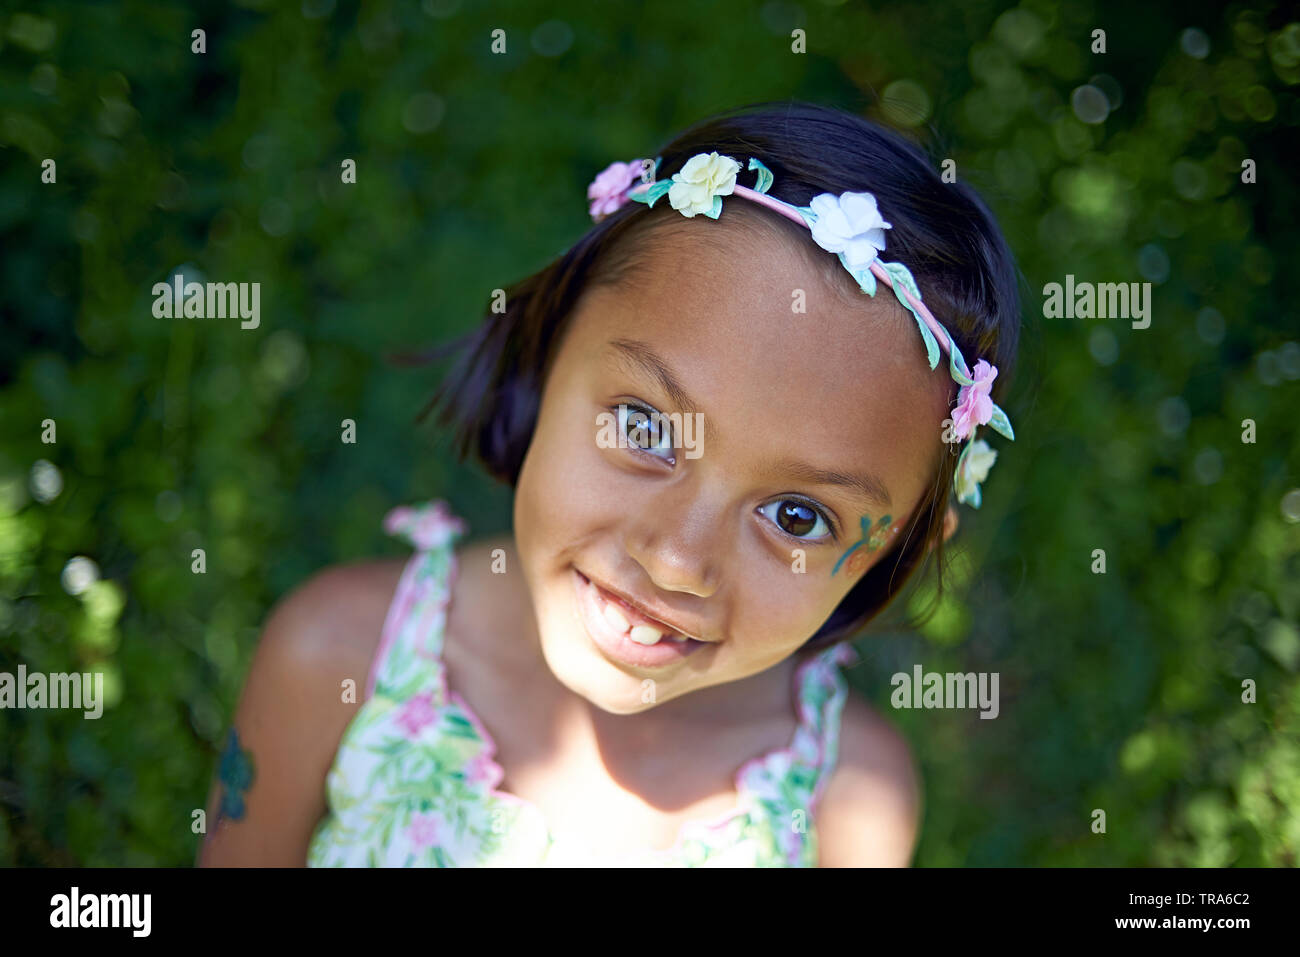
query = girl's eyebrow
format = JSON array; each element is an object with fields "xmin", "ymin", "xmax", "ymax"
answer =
[
  {"xmin": 607, "ymin": 337, "xmax": 709, "ymax": 433},
  {"xmin": 604, "ymin": 338, "xmax": 893, "ymax": 511},
  {"xmin": 770, "ymin": 458, "xmax": 893, "ymax": 511}
]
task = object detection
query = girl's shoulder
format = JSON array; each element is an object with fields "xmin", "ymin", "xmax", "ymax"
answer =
[
  {"xmin": 279, "ymin": 531, "xmax": 523, "ymax": 692},
  {"xmin": 269, "ymin": 558, "xmax": 409, "ymax": 676},
  {"xmin": 249, "ymin": 558, "xmax": 412, "ymax": 751},
  {"xmin": 291, "ymin": 534, "xmax": 525, "ymax": 692},
  {"xmin": 271, "ymin": 529, "xmax": 512, "ymax": 680},
  {"xmin": 815, "ymin": 692, "xmax": 922, "ymax": 867}
]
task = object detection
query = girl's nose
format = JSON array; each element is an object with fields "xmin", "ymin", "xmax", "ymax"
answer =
[{"xmin": 622, "ymin": 483, "xmax": 725, "ymax": 599}]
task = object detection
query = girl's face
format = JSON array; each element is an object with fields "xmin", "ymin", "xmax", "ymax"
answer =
[{"xmin": 514, "ymin": 217, "xmax": 952, "ymax": 715}]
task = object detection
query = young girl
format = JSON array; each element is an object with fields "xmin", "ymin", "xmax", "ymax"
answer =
[{"xmin": 197, "ymin": 100, "xmax": 1019, "ymax": 867}]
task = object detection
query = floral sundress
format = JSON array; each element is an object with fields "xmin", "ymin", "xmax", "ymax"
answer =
[{"xmin": 306, "ymin": 500, "xmax": 859, "ymax": 867}]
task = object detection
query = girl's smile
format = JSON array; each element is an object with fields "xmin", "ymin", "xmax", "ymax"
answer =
[{"xmin": 573, "ymin": 567, "xmax": 712, "ymax": 671}]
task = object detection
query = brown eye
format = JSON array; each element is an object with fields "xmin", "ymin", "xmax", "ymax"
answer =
[
  {"xmin": 616, "ymin": 403, "xmax": 675, "ymax": 461},
  {"xmin": 759, "ymin": 496, "xmax": 832, "ymax": 540},
  {"xmin": 777, "ymin": 502, "xmax": 816, "ymax": 536}
]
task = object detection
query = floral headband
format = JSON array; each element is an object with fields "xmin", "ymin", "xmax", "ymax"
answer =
[{"xmin": 586, "ymin": 151, "xmax": 1014, "ymax": 508}]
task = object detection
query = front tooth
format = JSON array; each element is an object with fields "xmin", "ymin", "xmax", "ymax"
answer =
[
  {"xmin": 602, "ymin": 601, "xmax": 631, "ymax": 633},
  {"xmin": 629, "ymin": 624, "xmax": 664, "ymax": 645}
]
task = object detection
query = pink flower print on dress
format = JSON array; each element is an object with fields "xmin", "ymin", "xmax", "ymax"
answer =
[
  {"xmin": 587, "ymin": 160, "xmax": 645, "ymax": 221},
  {"xmin": 407, "ymin": 810, "xmax": 445, "ymax": 851},
  {"xmin": 393, "ymin": 690, "xmax": 439, "ymax": 739},
  {"xmin": 951, "ymin": 360, "xmax": 998, "ymax": 441},
  {"xmin": 462, "ymin": 751, "xmax": 498, "ymax": 787}
]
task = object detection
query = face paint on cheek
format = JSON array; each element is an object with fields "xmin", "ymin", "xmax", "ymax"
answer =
[{"xmin": 831, "ymin": 514, "xmax": 899, "ymax": 576}]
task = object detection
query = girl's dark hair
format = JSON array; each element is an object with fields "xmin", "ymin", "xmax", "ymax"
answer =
[{"xmin": 407, "ymin": 99, "xmax": 1020, "ymax": 653}]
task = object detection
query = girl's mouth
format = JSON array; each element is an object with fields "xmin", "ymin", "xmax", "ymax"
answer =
[{"xmin": 572, "ymin": 569, "xmax": 708, "ymax": 670}]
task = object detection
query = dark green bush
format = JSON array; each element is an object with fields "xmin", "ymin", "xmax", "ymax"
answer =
[{"xmin": 1, "ymin": 0, "xmax": 1296, "ymax": 865}]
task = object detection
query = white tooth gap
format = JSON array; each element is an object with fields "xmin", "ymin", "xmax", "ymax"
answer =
[
  {"xmin": 602, "ymin": 601, "xmax": 631, "ymax": 633},
  {"xmin": 629, "ymin": 625, "xmax": 665, "ymax": 645}
]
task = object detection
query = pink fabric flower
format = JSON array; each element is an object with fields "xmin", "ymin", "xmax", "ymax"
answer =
[
  {"xmin": 393, "ymin": 690, "xmax": 438, "ymax": 739},
  {"xmin": 587, "ymin": 160, "xmax": 644, "ymax": 221},
  {"xmin": 383, "ymin": 503, "xmax": 466, "ymax": 551},
  {"xmin": 407, "ymin": 811, "xmax": 444, "ymax": 850},
  {"xmin": 951, "ymin": 360, "xmax": 998, "ymax": 441}
]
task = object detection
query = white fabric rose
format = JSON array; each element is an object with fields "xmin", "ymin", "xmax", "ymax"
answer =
[
  {"xmin": 669, "ymin": 152, "xmax": 740, "ymax": 217},
  {"xmin": 808, "ymin": 191, "xmax": 892, "ymax": 270}
]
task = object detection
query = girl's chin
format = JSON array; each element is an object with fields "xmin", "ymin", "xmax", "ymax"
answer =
[{"xmin": 535, "ymin": 633, "xmax": 659, "ymax": 716}]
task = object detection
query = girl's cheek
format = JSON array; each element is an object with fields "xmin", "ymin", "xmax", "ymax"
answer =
[{"xmin": 529, "ymin": 397, "xmax": 614, "ymax": 526}]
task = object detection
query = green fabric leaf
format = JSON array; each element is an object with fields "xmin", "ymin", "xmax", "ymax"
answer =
[
  {"xmin": 879, "ymin": 261, "xmax": 940, "ymax": 369},
  {"xmin": 987, "ymin": 403, "xmax": 1015, "ymax": 441},
  {"xmin": 837, "ymin": 252, "xmax": 876, "ymax": 295},
  {"xmin": 945, "ymin": 335, "xmax": 975, "ymax": 385},
  {"xmin": 629, "ymin": 179, "xmax": 672, "ymax": 208},
  {"xmin": 881, "ymin": 259, "xmax": 921, "ymax": 302},
  {"xmin": 907, "ymin": 304, "xmax": 941, "ymax": 370},
  {"xmin": 748, "ymin": 157, "xmax": 773, "ymax": 194}
]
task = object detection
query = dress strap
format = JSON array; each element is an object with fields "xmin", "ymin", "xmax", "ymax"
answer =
[
  {"xmin": 734, "ymin": 640, "xmax": 859, "ymax": 865},
  {"xmin": 793, "ymin": 642, "xmax": 860, "ymax": 812},
  {"xmin": 364, "ymin": 500, "xmax": 468, "ymax": 704}
]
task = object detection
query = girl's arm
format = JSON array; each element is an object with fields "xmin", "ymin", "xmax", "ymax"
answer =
[{"xmin": 195, "ymin": 561, "xmax": 403, "ymax": 866}]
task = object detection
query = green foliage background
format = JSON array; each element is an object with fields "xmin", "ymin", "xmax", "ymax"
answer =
[{"xmin": 1, "ymin": 0, "xmax": 1297, "ymax": 866}]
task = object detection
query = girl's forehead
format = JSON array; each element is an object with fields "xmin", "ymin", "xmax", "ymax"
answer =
[
  {"xmin": 566, "ymin": 229, "xmax": 951, "ymax": 495},
  {"xmin": 578, "ymin": 221, "xmax": 940, "ymax": 401}
]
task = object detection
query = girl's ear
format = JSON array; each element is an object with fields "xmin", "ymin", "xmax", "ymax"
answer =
[{"xmin": 942, "ymin": 504, "xmax": 959, "ymax": 543}]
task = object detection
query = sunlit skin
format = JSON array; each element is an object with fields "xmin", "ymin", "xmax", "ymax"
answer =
[{"xmin": 510, "ymin": 209, "xmax": 953, "ymax": 730}]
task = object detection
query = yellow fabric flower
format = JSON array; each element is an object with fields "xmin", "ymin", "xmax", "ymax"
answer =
[
  {"xmin": 668, "ymin": 151, "xmax": 740, "ymax": 217},
  {"xmin": 955, "ymin": 439, "xmax": 998, "ymax": 506}
]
